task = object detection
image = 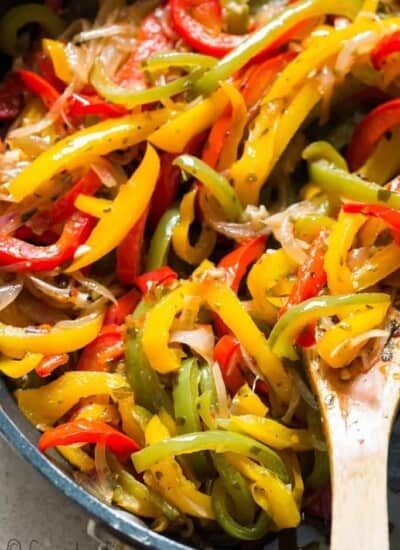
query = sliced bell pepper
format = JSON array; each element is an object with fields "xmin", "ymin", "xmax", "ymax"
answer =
[
  {"xmin": 317, "ymin": 301, "xmax": 389, "ymax": 368},
  {"xmin": 202, "ymin": 279, "xmax": 292, "ymax": 403},
  {"xmin": 371, "ymin": 30, "xmax": 400, "ymax": 70},
  {"xmin": 35, "ymin": 353, "xmax": 68, "ymax": 378},
  {"xmin": 0, "ymin": 311, "xmax": 103, "ymax": 358},
  {"xmin": 39, "ymin": 418, "xmax": 140, "ymax": 462},
  {"xmin": 142, "ymin": 281, "xmax": 200, "ymax": 373},
  {"xmin": 17, "ymin": 70, "xmax": 60, "ymax": 109},
  {"xmin": 342, "ymin": 202, "xmax": 400, "ymax": 232},
  {"xmin": 0, "ymin": 3, "xmax": 65, "ymax": 56},
  {"xmin": 9, "ymin": 110, "xmax": 168, "ymax": 202},
  {"xmin": 174, "ymin": 155, "xmax": 243, "ymax": 221},
  {"xmin": 268, "ymin": 293, "xmax": 391, "ymax": 360},
  {"xmin": 133, "ymin": 429, "xmax": 289, "ymax": 483},
  {"xmin": 66, "ymin": 145, "xmax": 160, "ymax": 273},
  {"xmin": 77, "ymin": 324, "xmax": 124, "ymax": 372},
  {"xmin": 149, "ymin": 88, "xmax": 228, "ymax": 153},
  {"xmin": 146, "ymin": 208, "xmax": 181, "ymax": 271},
  {"xmin": 0, "ymin": 212, "xmax": 94, "ymax": 272},
  {"xmin": 42, "ymin": 39, "xmax": 73, "ymax": 83},
  {"xmin": 75, "ymin": 195, "xmax": 113, "ymax": 218},
  {"xmin": 193, "ymin": 0, "xmax": 363, "ymax": 96},
  {"xmin": 104, "ymin": 289, "xmax": 141, "ymax": 325},
  {"xmin": 135, "ymin": 266, "xmax": 178, "ymax": 295},
  {"xmin": 214, "ymin": 334, "xmax": 246, "ymax": 395},
  {"xmin": 231, "ymin": 383, "xmax": 268, "ymax": 417},
  {"xmin": 16, "ymin": 371, "xmax": 126, "ymax": 426},
  {"xmin": 218, "ymin": 236, "xmax": 266, "ymax": 293},
  {"xmin": 0, "ymin": 353, "xmax": 43, "ymax": 379},
  {"xmin": 116, "ymin": 211, "xmax": 148, "ymax": 286},
  {"xmin": 348, "ymin": 99, "xmax": 400, "ymax": 171},
  {"xmin": 69, "ymin": 93, "xmax": 128, "ymax": 120},
  {"xmin": 219, "ymin": 414, "xmax": 314, "ymax": 451},
  {"xmin": 172, "ymin": 188, "xmax": 216, "ymax": 265}
]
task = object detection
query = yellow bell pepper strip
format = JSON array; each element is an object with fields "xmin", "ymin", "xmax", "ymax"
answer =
[
  {"xmin": 225, "ymin": 453, "xmax": 300, "ymax": 530},
  {"xmin": 358, "ymin": 126, "xmax": 400, "ymax": 185},
  {"xmin": 56, "ymin": 445, "xmax": 95, "ymax": 474},
  {"xmin": 307, "ymin": 159, "xmax": 400, "ymax": 209},
  {"xmin": 174, "ymin": 155, "xmax": 243, "ymax": 221},
  {"xmin": 117, "ymin": 395, "xmax": 146, "ymax": 446},
  {"xmin": 15, "ymin": 371, "xmax": 127, "ymax": 426},
  {"xmin": 90, "ymin": 59, "xmax": 193, "ymax": 109},
  {"xmin": 317, "ymin": 301, "xmax": 389, "ymax": 368},
  {"xmin": 8, "ymin": 110, "xmax": 168, "ymax": 202},
  {"xmin": 0, "ymin": 353, "xmax": 43, "ymax": 378},
  {"xmin": 142, "ymin": 416, "xmax": 214, "ymax": 519},
  {"xmin": 66, "ymin": 145, "xmax": 160, "ymax": 272},
  {"xmin": 294, "ymin": 214, "xmax": 334, "ymax": 243},
  {"xmin": 133, "ymin": 430, "xmax": 289, "ymax": 483},
  {"xmin": 281, "ymin": 451, "xmax": 304, "ymax": 508},
  {"xmin": 202, "ymin": 279, "xmax": 292, "ymax": 404},
  {"xmin": 354, "ymin": 242, "xmax": 400, "ymax": 290},
  {"xmin": 42, "ymin": 39, "xmax": 73, "ymax": 83},
  {"xmin": 268, "ymin": 293, "xmax": 391, "ymax": 361},
  {"xmin": 231, "ymin": 383, "xmax": 268, "ymax": 417},
  {"xmin": 0, "ymin": 3, "xmax": 65, "ymax": 56},
  {"xmin": 218, "ymin": 415, "xmax": 315, "ymax": 451},
  {"xmin": 172, "ymin": 189, "xmax": 216, "ymax": 265},
  {"xmin": 231, "ymin": 82, "xmax": 320, "ymax": 206},
  {"xmin": 216, "ymin": 82, "xmax": 247, "ymax": 172},
  {"xmin": 74, "ymin": 194, "xmax": 113, "ymax": 219},
  {"xmin": 248, "ymin": 249, "xmax": 298, "ymax": 323},
  {"xmin": 211, "ymin": 478, "xmax": 271, "ymax": 540},
  {"xmin": 142, "ymin": 281, "xmax": 200, "ymax": 374},
  {"xmin": 193, "ymin": 0, "xmax": 364, "ymax": 96},
  {"xmin": 149, "ymin": 89, "xmax": 228, "ymax": 153},
  {"xmin": 324, "ymin": 212, "xmax": 366, "ymax": 295},
  {"xmin": 0, "ymin": 312, "xmax": 103, "ymax": 358}
]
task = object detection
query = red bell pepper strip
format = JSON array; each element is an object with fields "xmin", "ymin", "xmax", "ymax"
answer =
[
  {"xmin": 0, "ymin": 74, "xmax": 24, "ymax": 120},
  {"xmin": 342, "ymin": 202, "xmax": 400, "ymax": 232},
  {"xmin": 279, "ymin": 231, "xmax": 327, "ymax": 347},
  {"xmin": 371, "ymin": 30, "xmax": 400, "ymax": 70},
  {"xmin": 37, "ymin": 52, "xmax": 66, "ymax": 92},
  {"xmin": 17, "ymin": 70, "xmax": 60, "ymax": 110},
  {"xmin": 116, "ymin": 211, "xmax": 148, "ymax": 286},
  {"xmin": 0, "ymin": 212, "xmax": 94, "ymax": 272},
  {"xmin": 39, "ymin": 170, "xmax": 102, "ymax": 228},
  {"xmin": 218, "ymin": 236, "xmax": 267, "ymax": 293},
  {"xmin": 39, "ymin": 418, "xmax": 140, "ymax": 461},
  {"xmin": 14, "ymin": 226, "xmax": 59, "ymax": 246},
  {"xmin": 240, "ymin": 51, "xmax": 297, "ymax": 108},
  {"xmin": 190, "ymin": 0, "xmax": 222, "ymax": 31},
  {"xmin": 135, "ymin": 266, "xmax": 178, "ymax": 294},
  {"xmin": 347, "ymin": 98, "xmax": 400, "ymax": 171},
  {"xmin": 77, "ymin": 324, "xmax": 124, "ymax": 372},
  {"xmin": 202, "ymin": 106, "xmax": 232, "ymax": 169},
  {"xmin": 69, "ymin": 94, "xmax": 128, "ymax": 120},
  {"xmin": 214, "ymin": 334, "xmax": 246, "ymax": 395},
  {"xmin": 35, "ymin": 354, "xmax": 69, "ymax": 378},
  {"xmin": 104, "ymin": 289, "xmax": 141, "ymax": 325},
  {"xmin": 115, "ymin": 11, "xmax": 174, "ymax": 87}
]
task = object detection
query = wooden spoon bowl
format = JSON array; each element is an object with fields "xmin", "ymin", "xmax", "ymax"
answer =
[{"xmin": 306, "ymin": 319, "xmax": 400, "ymax": 550}]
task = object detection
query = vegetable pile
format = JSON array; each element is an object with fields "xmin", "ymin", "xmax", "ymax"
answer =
[{"xmin": 1, "ymin": 0, "xmax": 400, "ymax": 543}]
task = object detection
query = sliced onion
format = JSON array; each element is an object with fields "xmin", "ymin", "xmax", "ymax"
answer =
[
  {"xmin": 94, "ymin": 442, "xmax": 114, "ymax": 505},
  {"xmin": 90, "ymin": 157, "xmax": 127, "ymax": 189},
  {"xmin": 289, "ymin": 367, "xmax": 318, "ymax": 410},
  {"xmin": 74, "ymin": 24, "xmax": 136, "ymax": 43},
  {"xmin": 18, "ymin": 292, "xmax": 69, "ymax": 324},
  {"xmin": 26, "ymin": 275, "xmax": 91, "ymax": 308},
  {"xmin": 335, "ymin": 30, "xmax": 380, "ymax": 79},
  {"xmin": 211, "ymin": 360, "xmax": 229, "ymax": 418},
  {"xmin": 72, "ymin": 272, "xmax": 117, "ymax": 304},
  {"xmin": 330, "ymin": 329, "xmax": 390, "ymax": 359},
  {"xmin": 170, "ymin": 326, "xmax": 215, "ymax": 364},
  {"xmin": 0, "ymin": 281, "xmax": 23, "ymax": 311}
]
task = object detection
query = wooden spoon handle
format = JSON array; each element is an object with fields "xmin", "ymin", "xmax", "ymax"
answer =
[{"xmin": 330, "ymin": 446, "xmax": 389, "ymax": 550}]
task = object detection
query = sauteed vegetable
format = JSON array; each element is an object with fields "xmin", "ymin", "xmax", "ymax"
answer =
[{"xmin": 1, "ymin": 0, "xmax": 400, "ymax": 542}]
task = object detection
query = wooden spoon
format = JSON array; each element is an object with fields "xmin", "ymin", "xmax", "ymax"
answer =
[{"xmin": 306, "ymin": 319, "xmax": 400, "ymax": 550}]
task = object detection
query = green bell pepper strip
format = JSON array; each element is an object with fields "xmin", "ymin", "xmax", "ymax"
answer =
[
  {"xmin": 212, "ymin": 479, "xmax": 271, "ymax": 540},
  {"xmin": 109, "ymin": 454, "xmax": 180, "ymax": 521},
  {"xmin": 192, "ymin": 0, "xmax": 363, "ymax": 97},
  {"xmin": 125, "ymin": 300, "xmax": 173, "ymax": 414},
  {"xmin": 0, "ymin": 4, "xmax": 65, "ymax": 55},
  {"xmin": 146, "ymin": 207, "xmax": 180, "ymax": 271},
  {"xmin": 143, "ymin": 52, "xmax": 217, "ymax": 72},
  {"xmin": 173, "ymin": 358, "xmax": 212, "ymax": 479},
  {"xmin": 212, "ymin": 454, "xmax": 256, "ymax": 526},
  {"xmin": 198, "ymin": 365, "xmax": 218, "ymax": 429},
  {"xmin": 90, "ymin": 60, "xmax": 192, "ymax": 109},
  {"xmin": 307, "ymin": 159, "xmax": 400, "ymax": 210},
  {"xmin": 302, "ymin": 141, "xmax": 348, "ymax": 171},
  {"xmin": 268, "ymin": 293, "xmax": 391, "ymax": 360},
  {"xmin": 132, "ymin": 431, "xmax": 290, "ymax": 482},
  {"xmin": 174, "ymin": 154, "xmax": 243, "ymax": 221},
  {"xmin": 305, "ymin": 407, "xmax": 329, "ymax": 490}
]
